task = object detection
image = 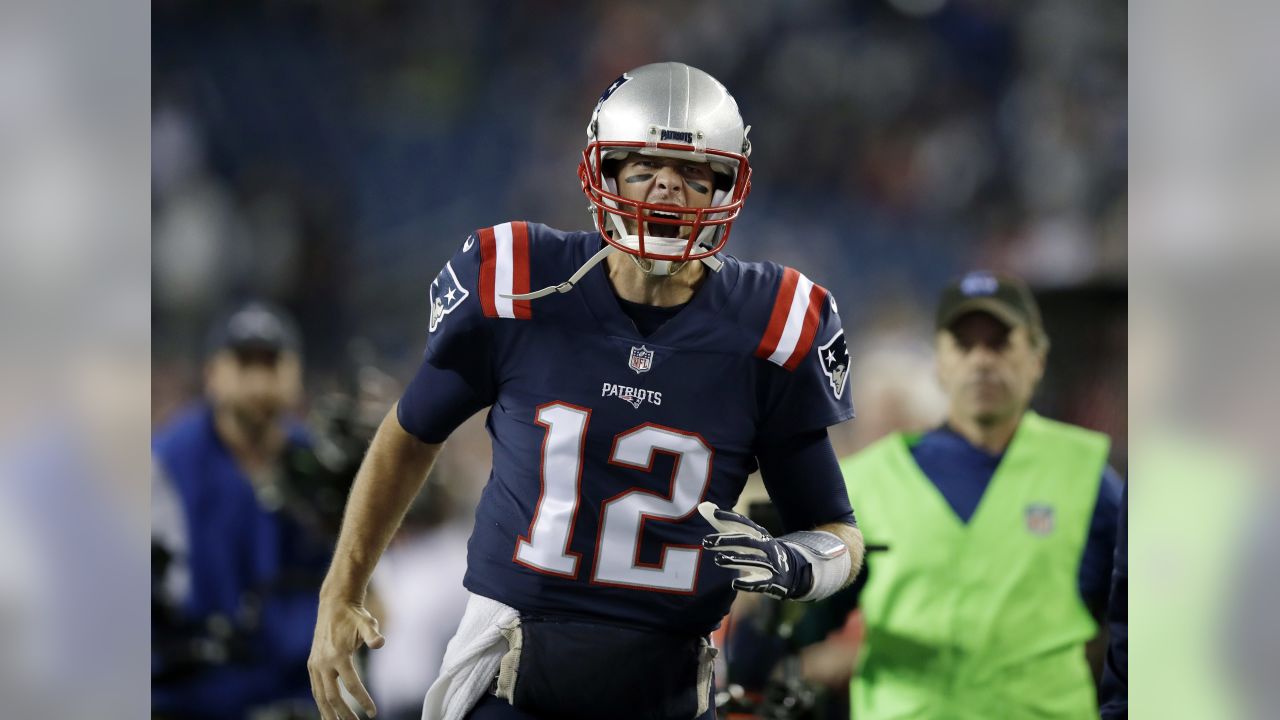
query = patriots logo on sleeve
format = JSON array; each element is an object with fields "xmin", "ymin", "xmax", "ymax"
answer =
[
  {"xmin": 429, "ymin": 261, "xmax": 470, "ymax": 333},
  {"xmin": 817, "ymin": 329, "xmax": 849, "ymax": 400}
]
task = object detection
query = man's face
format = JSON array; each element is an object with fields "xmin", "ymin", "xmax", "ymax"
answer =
[
  {"xmin": 936, "ymin": 312, "xmax": 1045, "ymax": 426},
  {"xmin": 614, "ymin": 154, "xmax": 716, "ymax": 240},
  {"xmin": 205, "ymin": 347, "xmax": 302, "ymax": 433}
]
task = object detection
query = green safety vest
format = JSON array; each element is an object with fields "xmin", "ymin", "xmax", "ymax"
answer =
[{"xmin": 843, "ymin": 412, "xmax": 1109, "ymax": 719}]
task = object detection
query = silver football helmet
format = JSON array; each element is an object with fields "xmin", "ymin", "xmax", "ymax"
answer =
[{"xmin": 579, "ymin": 63, "xmax": 752, "ymax": 274}]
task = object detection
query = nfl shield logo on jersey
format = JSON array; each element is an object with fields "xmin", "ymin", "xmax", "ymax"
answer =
[
  {"xmin": 429, "ymin": 261, "xmax": 470, "ymax": 333},
  {"xmin": 628, "ymin": 345, "xmax": 654, "ymax": 374},
  {"xmin": 1025, "ymin": 504, "xmax": 1055, "ymax": 535}
]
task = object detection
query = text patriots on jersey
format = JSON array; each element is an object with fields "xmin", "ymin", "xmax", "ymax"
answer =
[
  {"xmin": 601, "ymin": 382, "xmax": 663, "ymax": 409},
  {"xmin": 818, "ymin": 329, "xmax": 849, "ymax": 400},
  {"xmin": 429, "ymin": 260, "xmax": 470, "ymax": 333}
]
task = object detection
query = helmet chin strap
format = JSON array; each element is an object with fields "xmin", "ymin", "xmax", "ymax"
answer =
[
  {"xmin": 606, "ymin": 212, "xmax": 725, "ymax": 276},
  {"xmin": 602, "ymin": 174, "xmax": 725, "ymax": 275},
  {"xmin": 500, "ymin": 213, "xmax": 722, "ymax": 302},
  {"xmin": 501, "ymin": 242, "xmax": 615, "ymax": 301},
  {"xmin": 502, "ymin": 172, "xmax": 726, "ymax": 301},
  {"xmin": 609, "ymin": 213, "xmax": 678, "ymax": 277}
]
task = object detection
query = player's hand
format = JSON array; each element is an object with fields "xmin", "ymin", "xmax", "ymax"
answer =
[
  {"xmin": 308, "ymin": 598, "xmax": 385, "ymax": 720},
  {"xmin": 698, "ymin": 502, "xmax": 812, "ymax": 600}
]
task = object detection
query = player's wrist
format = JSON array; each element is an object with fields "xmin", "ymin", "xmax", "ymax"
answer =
[
  {"xmin": 319, "ymin": 574, "xmax": 369, "ymax": 605},
  {"xmin": 779, "ymin": 530, "xmax": 851, "ymax": 601},
  {"xmin": 780, "ymin": 543, "xmax": 815, "ymax": 598}
]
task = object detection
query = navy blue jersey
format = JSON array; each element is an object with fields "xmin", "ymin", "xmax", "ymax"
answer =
[{"xmin": 400, "ymin": 222, "xmax": 854, "ymax": 636}]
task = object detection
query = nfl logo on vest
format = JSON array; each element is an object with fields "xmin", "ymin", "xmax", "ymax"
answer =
[{"xmin": 1024, "ymin": 504, "xmax": 1055, "ymax": 535}]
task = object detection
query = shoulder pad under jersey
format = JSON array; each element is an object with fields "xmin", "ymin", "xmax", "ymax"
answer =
[
  {"xmin": 738, "ymin": 262, "xmax": 833, "ymax": 372},
  {"xmin": 472, "ymin": 221, "xmax": 597, "ymax": 323}
]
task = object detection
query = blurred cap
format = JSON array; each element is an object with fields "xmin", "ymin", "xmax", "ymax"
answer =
[
  {"xmin": 206, "ymin": 301, "xmax": 301, "ymax": 357},
  {"xmin": 936, "ymin": 271, "xmax": 1044, "ymax": 338}
]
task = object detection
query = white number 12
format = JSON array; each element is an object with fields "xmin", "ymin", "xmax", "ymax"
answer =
[{"xmin": 514, "ymin": 402, "xmax": 713, "ymax": 593}]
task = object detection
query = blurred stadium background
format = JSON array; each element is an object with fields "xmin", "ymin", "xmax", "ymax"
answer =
[
  {"xmin": 152, "ymin": 0, "xmax": 1126, "ymax": 464},
  {"xmin": 150, "ymin": 1, "xmax": 1126, "ymax": 716}
]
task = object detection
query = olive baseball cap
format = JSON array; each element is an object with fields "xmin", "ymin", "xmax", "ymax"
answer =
[{"xmin": 935, "ymin": 271, "xmax": 1045, "ymax": 339}]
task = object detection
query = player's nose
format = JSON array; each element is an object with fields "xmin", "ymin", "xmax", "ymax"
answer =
[{"xmin": 653, "ymin": 165, "xmax": 683, "ymax": 193}]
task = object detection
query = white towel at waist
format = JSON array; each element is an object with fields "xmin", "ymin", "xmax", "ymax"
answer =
[{"xmin": 420, "ymin": 593, "xmax": 519, "ymax": 720}]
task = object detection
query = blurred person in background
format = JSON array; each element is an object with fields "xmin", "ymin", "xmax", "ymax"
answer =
[
  {"xmin": 152, "ymin": 302, "xmax": 333, "ymax": 719},
  {"xmin": 835, "ymin": 271, "xmax": 1123, "ymax": 719},
  {"xmin": 712, "ymin": 332, "xmax": 947, "ymax": 719},
  {"xmin": 828, "ymin": 334, "xmax": 946, "ymax": 459},
  {"xmin": 366, "ymin": 474, "xmax": 473, "ymax": 720},
  {"xmin": 364, "ymin": 414, "xmax": 488, "ymax": 720},
  {"xmin": 1098, "ymin": 483, "xmax": 1126, "ymax": 719},
  {"xmin": 308, "ymin": 63, "xmax": 866, "ymax": 720}
]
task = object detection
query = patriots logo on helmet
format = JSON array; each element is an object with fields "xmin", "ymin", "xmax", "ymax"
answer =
[
  {"xmin": 597, "ymin": 73, "xmax": 632, "ymax": 109},
  {"xmin": 429, "ymin": 260, "xmax": 470, "ymax": 333},
  {"xmin": 817, "ymin": 329, "xmax": 849, "ymax": 400},
  {"xmin": 589, "ymin": 73, "xmax": 632, "ymax": 136}
]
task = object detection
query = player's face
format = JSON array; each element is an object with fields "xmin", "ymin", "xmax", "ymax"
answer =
[
  {"xmin": 614, "ymin": 154, "xmax": 716, "ymax": 239},
  {"xmin": 205, "ymin": 347, "xmax": 302, "ymax": 433},
  {"xmin": 936, "ymin": 312, "xmax": 1045, "ymax": 426}
]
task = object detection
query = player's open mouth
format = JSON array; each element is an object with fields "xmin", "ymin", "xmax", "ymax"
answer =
[{"xmin": 645, "ymin": 210, "xmax": 683, "ymax": 239}]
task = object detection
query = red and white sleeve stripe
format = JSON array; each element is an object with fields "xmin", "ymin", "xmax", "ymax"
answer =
[
  {"xmin": 478, "ymin": 221, "xmax": 532, "ymax": 319},
  {"xmin": 755, "ymin": 267, "xmax": 827, "ymax": 371}
]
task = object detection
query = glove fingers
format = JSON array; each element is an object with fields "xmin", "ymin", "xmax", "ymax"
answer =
[
  {"xmin": 731, "ymin": 578, "xmax": 789, "ymax": 599},
  {"xmin": 701, "ymin": 533, "xmax": 770, "ymax": 553},
  {"xmin": 711, "ymin": 509, "xmax": 769, "ymax": 536},
  {"xmin": 711, "ymin": 551, "xmax": 774, "ymax": 571},
  {"xmin": 697, "ymin": 502, "xmax": 732, "ymax": 532},
  {"xmin": 697, "ymin": 502, "xmax": 768, "ymax": 538},
  {"xmin": 722, "ymin": 564, "xmax": 774, "ymax": 584}
]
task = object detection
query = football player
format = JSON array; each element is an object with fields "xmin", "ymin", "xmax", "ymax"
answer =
[{"xmin": 308, "ymin": 63, "xmax": 866, "ymax": 720}]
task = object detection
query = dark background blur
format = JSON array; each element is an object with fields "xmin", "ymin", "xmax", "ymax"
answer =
[
  {"xmin": 151, "ymin": 0, "xmax": 1126, "ymax": 457},
  {"xmin": 8, "ymin": 0, "xmax": 1279, "ymax": 716}
]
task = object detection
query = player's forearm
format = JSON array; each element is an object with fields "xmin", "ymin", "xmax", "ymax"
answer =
[
  {"xmin": 321, "ymin": 403, "xmax": 445, "ymax": 603},
  {"xmin": 817, "ymin": 520, "xmax": 866, "ymax": 587}
]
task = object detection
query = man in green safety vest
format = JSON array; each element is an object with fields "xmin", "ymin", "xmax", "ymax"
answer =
[{"xmin": 842, "ymin": 271, "xmax": 1123, "ymax": 719}]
